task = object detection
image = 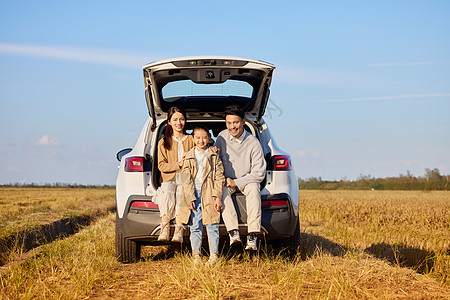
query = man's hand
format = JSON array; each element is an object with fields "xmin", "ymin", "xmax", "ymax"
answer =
[
  {"xmin": 214, "ymin": 198, "xmax": 223, "ymax": 212},
  {"xmin": 226, "ymin": 178, "xmax": 237, "ymax": 188}
]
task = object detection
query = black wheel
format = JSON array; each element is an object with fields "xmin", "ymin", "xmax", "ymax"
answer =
[
  {"xmin": 115, "ymin": 214, "xmax": 141, "ymax": 263},
  {"xmin": 285, "ymin": 219, "xmax": 301, "ymax": 255},
  {"xmin": 270, "ymin": 219, "xmax": 301, "ymax": 257}
]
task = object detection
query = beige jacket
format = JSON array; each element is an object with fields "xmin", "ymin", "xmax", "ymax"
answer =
[
  {"xmin": 180, "ymin": 147, "xmax": 225, "ymax": 225},
  {"xmin": 157, "ymin": 135, "xmax": 194, "ymax": 183}
]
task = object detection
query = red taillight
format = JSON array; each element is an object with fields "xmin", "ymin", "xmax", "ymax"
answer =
[
  {"xmin": 131, "ymin": 201, "xmax": 159, "ymax": 208},
  {"xmin": 124, "ymin": 156, "xmax": 144, "ymax": 172},
  {"xmin": 273, "ymin": 155, "xmax": 291, "ymax": 171},
  {"xmin": 261, "ymin": 199, "xmax": 288, "ymax": 207}
]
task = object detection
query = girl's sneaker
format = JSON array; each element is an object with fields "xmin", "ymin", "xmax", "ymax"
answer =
[
  {"xmin": 193, "ymin": 253, "xmax": 202, "ymax": 265},
  {"xmin": 206, "ymin": 253, "xmax": 219, "ymax": 266}
]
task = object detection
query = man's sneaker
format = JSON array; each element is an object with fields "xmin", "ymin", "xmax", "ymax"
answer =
[
  {"xmin": 193, "ymin": 253, "xmax": 202, "ymax": 265},
  {"xmin": 206, "ymin": 252, "xmax": 219, "ymax": 266},
  {"xmin": 228, "ymin": 229, "xmax": 242, "ymax": 246},
  {"xmin": 171, "ymin": 224, "xmax": 185, "ymax": 243},
  {"xmin": 158, "ymin": 222, "xmax": 170, "ymax": 241},
  {"xmin": 245, "ymin": 233, "xmax": 257, "ymax": 251}
]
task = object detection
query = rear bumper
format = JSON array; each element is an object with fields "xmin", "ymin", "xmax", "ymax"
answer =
[{"xmin": 117, "ymin": 193, "xmax": 298, "ymax": 244}]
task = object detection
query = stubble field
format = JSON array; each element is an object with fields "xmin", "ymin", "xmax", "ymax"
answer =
[
  {"xmin": 1, "ymin": 188, "xmax": 449, "ymax": 299},
  {"xmin": 0, "ymin": 187, "xmax": 115, "ymax": 240}
]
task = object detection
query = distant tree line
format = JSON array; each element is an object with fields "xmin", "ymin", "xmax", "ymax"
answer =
[
  {"xmin": 0, "ymin": 182, "xmax": 114, "ymax": 189},
  {"xmin": 299, "ymin": 168, "xmax": 449, "ymax": 190},
  {"xmin": 3, "ymin": 168, "xmax": 449, "ymax": 191}
]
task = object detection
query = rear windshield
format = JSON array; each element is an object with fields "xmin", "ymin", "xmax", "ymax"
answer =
[{"xmin": 162, "ymin": 79, "xmax": 253, "ymax": 100}]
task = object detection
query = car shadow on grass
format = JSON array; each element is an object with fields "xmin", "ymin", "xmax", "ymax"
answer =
[
  {"xmin": 364, "ymin": 243, "xmax": 437, "ymax": 274},
  {"xmin": 297, "ymin": 232, "xmax": 348, "ymax": 258},
  {"xmin": 297, "ymin": 233, "xmax": 437, "ymax": 275},
  {"xmin": 141, "ymin": 243, "xmax": 190, "ymax": 261},
  {"xmin": 139, "ymin": 233, "xmax": 439, "ymax": 275}
]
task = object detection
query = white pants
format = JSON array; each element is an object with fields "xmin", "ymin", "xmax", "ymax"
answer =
[
  {"xmin": 154, "ymin": 180, "xmax": 182, "ymax": 219},
  {"xmin": 221, "ymin": 182, "xmax": 261, "ymax": 233}
]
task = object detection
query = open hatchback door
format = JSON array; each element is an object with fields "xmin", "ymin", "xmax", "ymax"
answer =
[{"xmin": 143, "ymin": 56, "xmax": 275, "ymax": 126}]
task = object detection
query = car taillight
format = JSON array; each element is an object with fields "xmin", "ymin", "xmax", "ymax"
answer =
[
  {"xmin": 131, "ymin": 201, "xmax": 159, "ymax": 208},
  {"xmin": 273, "ymin": 155, "xmax": 291, "ymax": 171},
  {"xmin": 261, "ymin": 199, "xmax": 288, "ymax": 207},
  {"xmin": 124, "ymin": 156, "xmax": 144, "ymax": 172}
]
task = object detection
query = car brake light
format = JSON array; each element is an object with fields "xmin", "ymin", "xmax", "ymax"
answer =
[
  {"xmin": 131, "ymin": 201, "xmax": 159, "ymax": 208},
  {"xmin": 261, "ymin": 199, "xmax": 288, "ymax": 207},
  {"xmin": 124, "ymin": 157, "xmax": 144, "ymax": 172},
  {"xmin": 273, "ymin": 155, "xmax": 291, "ymax": 171}
]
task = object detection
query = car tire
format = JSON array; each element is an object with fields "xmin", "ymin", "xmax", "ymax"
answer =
[
  {"xmin": 271, "ymin": 218, "xmax": 301, "ymax": 257},
  {"xmin": 115, "ymin": 214, "xmax": 141, "ymax": 263},
  {"xmin": 285, "ymin": 218, "xmax": 301, "ymax": 255}
]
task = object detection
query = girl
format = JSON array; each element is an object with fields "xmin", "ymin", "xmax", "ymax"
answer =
[
  {"xmin": 156, "ymin": 106, "xmax": 194, "ymax": 242},
  {"xmin": 181, "ymin": 125, "xmax": 225, "ymax": 264}
]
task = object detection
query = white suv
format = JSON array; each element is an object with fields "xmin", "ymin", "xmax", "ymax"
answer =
[{"xmin": 115, "ymin": 56, "xmax": 300, "ymax": 262}]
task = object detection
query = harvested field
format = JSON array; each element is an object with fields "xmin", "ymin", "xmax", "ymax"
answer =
[
  {"xmin": 0, "ymin": 187, "xmax": 115, "ymax": 264},
  {"xmin": 299, "ymin": 190, "xmax": 450, "ymax": 284},
  {"xmin": 0, "ymin": 190, "xmax": 449, "ymax": 299}
]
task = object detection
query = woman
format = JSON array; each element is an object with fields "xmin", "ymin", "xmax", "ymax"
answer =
[{"xmin": 156, "ymin": 106, "xmax": 194, "ymax": 242}]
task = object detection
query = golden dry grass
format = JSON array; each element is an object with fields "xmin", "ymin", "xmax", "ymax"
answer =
[
  {"xmin": 0, "ymin": 187, "xmax": 115, "ymax": 240},
  {"xmin": 1, "ymin": 213, "xmax": 449, "ymax": 299},
  {"xmin": 299, "ymin": 190, "xmax": 449, "ymax": 251},
  {"xmin": 1, "ymin": 190, "xmax": 449, "ymax": 299},
  {"xmin": 299, "ymin": 190, "xmax": 450, "ymax": 284}
]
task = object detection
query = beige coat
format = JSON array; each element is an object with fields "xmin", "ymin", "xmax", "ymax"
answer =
[
  {"xmin": 180, "ymin": 148, "xmax": 225, "ymax": 225},
  {"xmin": 157, "ymin": 135, "xmax": 194, "ymax": 183}
]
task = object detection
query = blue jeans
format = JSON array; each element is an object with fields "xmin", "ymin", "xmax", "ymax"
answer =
[{"xmin": 190, "ymin": 190, "xmax": 219, "ymax": 255}]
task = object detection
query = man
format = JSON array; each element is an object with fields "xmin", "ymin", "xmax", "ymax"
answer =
[{"xmin": 215, "ymin": 105, "xmax": 266, "ymax": 250}]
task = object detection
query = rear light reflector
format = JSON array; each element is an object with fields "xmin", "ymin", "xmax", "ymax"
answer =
[
  {"xmin": 261, "ymin": 199, "xmax": 288, "ymax": 207},
  {"xmin": 124, "ymin": 157, "xmax": 144, "ymax": 172},
  {"xmin": 131, "ymin": 201, "xmax": 159, "ymax": 208},
  {"xmin": 273, "ymin": 155, "xmax": 292, "ymax": 171}
]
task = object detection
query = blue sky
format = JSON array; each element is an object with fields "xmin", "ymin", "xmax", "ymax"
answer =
[{"xmin": 1, "ymin": 1, "xmax": 449, "ymax": 185}]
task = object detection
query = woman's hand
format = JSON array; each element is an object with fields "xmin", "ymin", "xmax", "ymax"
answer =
[
  {"xmin": 179, "ymin": 154, "xmax": 186, "ymax": 168},
  {"xmin": 189, "ymin": 201, "xmax": 195, "ymax": 210}
]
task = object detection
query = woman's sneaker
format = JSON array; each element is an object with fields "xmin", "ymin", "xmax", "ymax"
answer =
[
  {"xmin": 228, "ymin": 229, "xmax": 241, "ymax": 246},
  {"xmin": 245, "ymin": 233, "xmax": 257, "ymax": 251},
  {"xmin": 171, "ymin": 224, "xmax": 185, "ymax": 243},
  {"xmin": 158, "ymin": 222, "xmax": 170, "ymax": 241}
]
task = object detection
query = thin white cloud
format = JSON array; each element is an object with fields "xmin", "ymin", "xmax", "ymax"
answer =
[
  {"xmin": 35, "ymin": 135, "xmax": 60, "ymax": 146},
  {"xmin": 372, "ymin": 61, "xmax": 442, "ymax": 67},
  {"xmin": 0, "ymin": 43, "xmax": 155, "ymax": 68},
  {"xmin": 7, "ymin": 165, "xmax": 22, "ymax": 173},
  {"xmin": 295, "ymin": 149, "xmax": 321, "ymax": 159},
  {"xmin": 314, "ymin": 93, "xmax": 450, "ymax": 103},
  {"xmin": 276, "ymin": 66, "xmax": 356, "ymax": 86},
  {"xmin": 377, "ymin": 159, "xmax": 412, "ymax": 168}
]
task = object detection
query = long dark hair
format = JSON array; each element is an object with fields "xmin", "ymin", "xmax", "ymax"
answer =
[{"xmin": 163, "ymin": 106, "xmax": 188, "ymax": 150}]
